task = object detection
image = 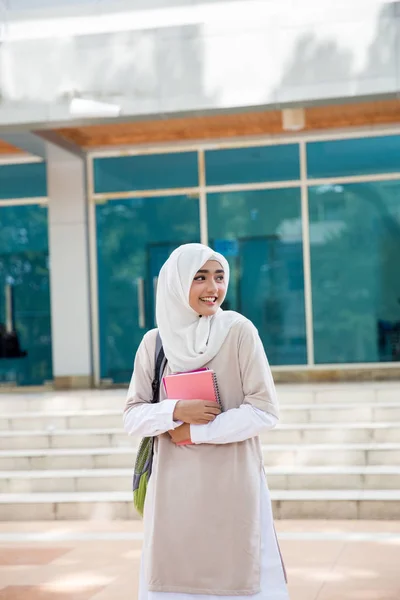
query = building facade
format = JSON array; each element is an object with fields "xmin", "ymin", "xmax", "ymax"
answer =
[{"xmin": 0, "ymin": 0, "xmax": 400, "ymax": 387}]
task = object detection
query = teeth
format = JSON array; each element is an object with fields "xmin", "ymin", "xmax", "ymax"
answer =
[{"xmin": 201, "ymin": 297, "xmax": 216, "ymax": 302}]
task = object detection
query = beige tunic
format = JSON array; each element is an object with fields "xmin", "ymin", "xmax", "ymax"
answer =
[{"xmin": 125, "ymin": 318, "xmax": 279, "ymax": 596}]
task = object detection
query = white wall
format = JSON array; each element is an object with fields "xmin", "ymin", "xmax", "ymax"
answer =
[
  {"xmin": 0, "ymin": 0, "xmax": 399, "ymax": 127},
  {"xmin": 46, "ymin": 142, "xmax": 92, "ymax": 386}
]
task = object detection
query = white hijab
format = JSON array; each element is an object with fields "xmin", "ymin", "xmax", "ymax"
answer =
[{"xmin": 156, "ymin": 243, "xmax": 244, "ymax": 373}]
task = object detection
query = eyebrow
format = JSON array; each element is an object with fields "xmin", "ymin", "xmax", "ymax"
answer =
[{"xmin": 196, "ymin": 269, "xmax": 225, "ymax": 274}]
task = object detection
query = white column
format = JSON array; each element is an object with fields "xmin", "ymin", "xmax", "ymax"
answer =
[{"xmin": 46, "ymin": 143, "xmax": 92, "ymax": 389}]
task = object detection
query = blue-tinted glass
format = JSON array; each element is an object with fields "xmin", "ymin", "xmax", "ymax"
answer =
[
  {"xmin": 94, "ymin": 152, "xmax": 199, "ymax": 193},
  {"xmin": 309, "ymin": 181, "xmax": 400, "ymax": 364},
  {"xmin": 96, "ymin": 195, "xmax": 200, "ymax": 382},
  {"xmin": 0, "ymin": 162, "xmax": 47, "ymax": 200},
  {"xmin": 307, "ymin": 135, "xmax": 400, "ymax": 179},
  {"xmin": 205, "ymin": 144, "xmax": 300, "ymax": 185},
  {"xmin": 0, "ymin": 205, "xmax": 52, "ymax": 385},
  {"xmin": 208, "ymin": 188, "xmax": 307, "ymax": 365}
]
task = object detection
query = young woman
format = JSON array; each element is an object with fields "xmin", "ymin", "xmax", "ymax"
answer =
[{"xmin": 124, "ymin": 243, "xmax": 289, "ymax": 600}]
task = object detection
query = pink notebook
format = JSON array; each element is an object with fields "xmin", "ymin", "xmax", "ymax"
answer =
[{"xmin": 163, "ymin": 369, "xmax": 221, "ymax": 445}]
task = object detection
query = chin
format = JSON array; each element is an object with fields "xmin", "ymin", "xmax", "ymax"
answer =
[{"xmin": 199, "ymin": 304, "xmax": 219, "ymax": 317}]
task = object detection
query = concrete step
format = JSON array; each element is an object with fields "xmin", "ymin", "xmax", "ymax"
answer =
[
  {"xmin": 0, "ymin": 392, "xmax": 127, "ymax": 414},
  {"xmin": 0, "ymin": 429, "xmax": 135, "ymax": 450},
  {"xmin": 280, "ymin": 403, "xmax": 400, "ymax": 423},
  {"xmin": 0, "ymin": 410, "xmax": 122, "ymax": 431},
  {"xmin": 268, "ymin": 422, "xmax": 400, "ymax": 444},
  {"xmin": 1, "ymin": 385, "xmax": 398, "ymax": 521},
  {"xmin": 2, "ymin": 403, "xmax": 400, "ymax": 431},
  {"xmin": 2, "ymin": 422, "xmax": 400, "ymax": 450},
  {"xmin": 0, "ymin": 383, "xmax": 398, "ymax": 414},
  {"xmin": 1, "ymin": 443, "xmax": 400, "ymax": 470},
  {"xmin": 0, "ymin": 381, "xmax": 400, "ymax": 414},
  {"xmin": 2, "ymin": 466, "xmax": 400, "ymax": 494},
  {"xmin": 1, "ymin": 489, "xmax": 399, "ymax": 521}
]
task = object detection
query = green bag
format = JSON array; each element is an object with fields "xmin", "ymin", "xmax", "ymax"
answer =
[{"xmin": 133, "ymin": 333, "xmax": 165, "ymax": 516}]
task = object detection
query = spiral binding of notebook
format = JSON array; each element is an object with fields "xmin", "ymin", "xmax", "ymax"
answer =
[{"xmin": 211, "ymin": 371, "xmax": 222, "ymax": 410}]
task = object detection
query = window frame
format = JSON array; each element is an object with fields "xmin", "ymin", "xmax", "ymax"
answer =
[{"xmin": 86, "ymin": 127, "xmax": 400, "ymax": 384}]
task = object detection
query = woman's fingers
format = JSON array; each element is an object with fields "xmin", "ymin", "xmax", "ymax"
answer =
[
  {"xmin": 176, "ymin": 401, "xmax": 222, "ymax": 425},
  {"xmin": 204, "ymin": 413, "xmax": 217, "ymax": 422},
  {"xmin": 193, "ymin": 416, "xmax": 216, "ymax": 424},
  {"xmin": 204, "ymin": 405, "xmax": 221, "ymax": 415},
  {"xmin": 204, "ymin": 402, "xmax": 221, "ymax": 411}
]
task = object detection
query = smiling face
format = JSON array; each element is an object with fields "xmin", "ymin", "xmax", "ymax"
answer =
[{"xmin": 189, "ymin": 260, "xmax": 227, "ymax": 316}]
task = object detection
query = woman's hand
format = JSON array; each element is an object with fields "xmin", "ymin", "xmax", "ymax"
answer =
[
  {"xmin": 169, "ymin": 423, "xmax": 191, "ymax": 444},
  {"xmin": 173, "ymin": 400, "xmax": 221, "ymax": 424}
]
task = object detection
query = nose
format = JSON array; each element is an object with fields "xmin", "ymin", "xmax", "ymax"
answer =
[{"xmin": 207, "ymin": 279, "xmax": 218, "ymax": 294}]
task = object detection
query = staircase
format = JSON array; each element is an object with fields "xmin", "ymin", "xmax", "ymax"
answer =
[{"xmin": 0, "ymin": 382, "xmax": 400, "ymax": 521}]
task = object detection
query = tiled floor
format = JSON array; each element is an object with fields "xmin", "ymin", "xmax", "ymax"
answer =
[{"xmin": 0, "ymin": 520, "xmax": 400, "ymax": 600}]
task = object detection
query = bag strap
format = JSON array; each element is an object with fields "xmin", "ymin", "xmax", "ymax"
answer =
[{"xmin": 151, "ymin": 332, "xmax": 166, "ymax": 404}]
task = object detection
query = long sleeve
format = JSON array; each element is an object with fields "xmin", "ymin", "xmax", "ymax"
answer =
[
  {"xmin": 123, "ymin": 330, "xmax": 182, "ymax": 437},
  {"xmin": 123, "ymin": 399, "xmax": 183, "ymax": 437},
  {"xmin": 190, "ymin": 404, "xmax": 278, "ymax": 444}
]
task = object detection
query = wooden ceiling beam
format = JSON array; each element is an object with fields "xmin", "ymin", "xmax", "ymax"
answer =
[
  {"xmin": 0, "ymin": 139, "xmax": 24, "ymax": 155},
  {"xmin": 2, "ymin": 98, "xmax": 399, "ymax": 155},
  {"xmin": 54, "ymin": 99, "xmax": 400, "ymax": 150}
]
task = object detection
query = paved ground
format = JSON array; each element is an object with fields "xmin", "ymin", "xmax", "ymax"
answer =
[{"xmin": 0, "ymin": 520, "xmax": 399, "ymax": 599}]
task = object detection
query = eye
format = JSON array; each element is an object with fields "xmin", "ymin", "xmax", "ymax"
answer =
[
  {"xmin": 194, "ymin": 276, "xmax": 205, "ymax": 281},
  {"xmin": 216, "ymin": 275, "xmax": 224, "ymax": 282}
]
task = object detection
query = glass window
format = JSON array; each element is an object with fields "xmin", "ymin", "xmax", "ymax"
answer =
[
  {"xmin": 307, "ymin": 135, "xmax": 400, "ymax": 179},
  {"xmin": 309, "ymin": 181, "xmax": 400, "ymax": 364},
  {"xmin": 205, "ymin": 144, "xmax": 300, "ymax": 186},
  {"xmin": 207, "ymin": 188, "xmax": 307, "ymax": 365},
  {"xmin": 0, "ymin": 162, "xmax": 47, "ymax": 200},
  {"xmin": 93, "ymin": 152, "xmax": 199, "ymax": 193},
  {"xmin": 0, "ymin": 205, "xmax": 52, "ymax": 385},
  {"xmin": 96, "ymin": 195, "xmax": 200, "ymax": 382}
]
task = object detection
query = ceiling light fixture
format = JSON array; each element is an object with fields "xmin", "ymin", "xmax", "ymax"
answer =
[{"xmin": 69, "ymin": 98, "xmax": 121, "ymax": 118}]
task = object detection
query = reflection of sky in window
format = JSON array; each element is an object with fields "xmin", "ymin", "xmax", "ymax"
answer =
[
  {"xmin": 101, "ymin": 200, "xmax": 144, "ymax": 217},
  {"xmin": 309, "ymin": 221, "xmax": 346, "ymax": 245},
  {"xmin": 315, "ymin": 185, "xmax": 344, "ymax": 194},
  {"xmin": 310, "ymin": 186, "xmax": 347, "ymax": 231},
  {"xmin": 18, "ymin": 228, "xmax": 28, "ymax": 245},
  {"xmin": 276, "ymin": 218, "xmax": 302, "ymax": 242}
]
